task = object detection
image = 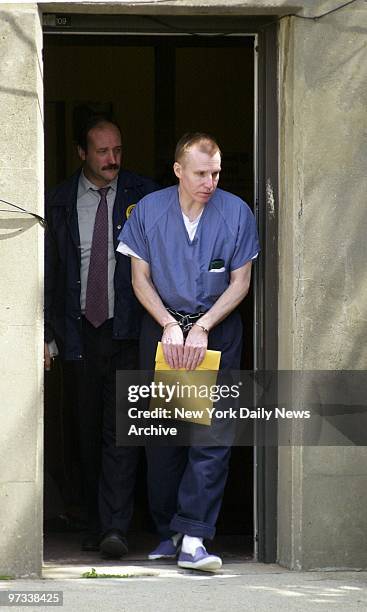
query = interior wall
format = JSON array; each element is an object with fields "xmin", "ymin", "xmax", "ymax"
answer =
[
  {"xmin": 44, "ymin": 44, "xmax": 155, "ymax": 185},
  {"xmin": 175, "ymin": 46, "xmax": 254, "ymax": 203},
  {"xmin": 44, "ymin": 37, "xmax": 254, "ymax": 203}
]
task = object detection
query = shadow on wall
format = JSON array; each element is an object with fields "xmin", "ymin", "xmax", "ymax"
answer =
[
  {"xmin": 0, "ymin": 218, "xmax": 39, "ymax": 240},
  {"xmin": 0, "ymin": 11, "xmax": 37, "ymax": 52},
  {"xmin": 288, "ymin": 10, "xmax": 367, "ymax": 370}
]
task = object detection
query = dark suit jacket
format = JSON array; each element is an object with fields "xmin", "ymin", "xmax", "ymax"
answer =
[{"xmin": 45, "ymin": 168, "xmax": 159, "ymax": 360}]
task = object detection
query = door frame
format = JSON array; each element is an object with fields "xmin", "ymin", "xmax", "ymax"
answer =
[
  {"xmin": 43, "ymin": 12, "xmax": 279, "ymax": 563},
  {"xmin": 253, "ymin": 22, "xmax": 279, "ymax": 563}
]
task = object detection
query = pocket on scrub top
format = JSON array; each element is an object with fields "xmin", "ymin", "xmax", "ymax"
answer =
[{"xmin": 202, "ymin": 270, "xmax": 228, "ymax": 298}]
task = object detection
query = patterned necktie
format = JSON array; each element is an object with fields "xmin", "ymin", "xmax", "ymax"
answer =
[{"xmin": 85, "ymin": 187, "xmax": 110, "ymax": 328}]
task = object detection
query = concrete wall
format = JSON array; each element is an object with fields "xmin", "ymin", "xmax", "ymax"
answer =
[
  {"xmin": 39, "ymin": 0, "xmax": 324, "ymax": 17},
  {"xmin": 278, "ymin": 3, "xmax": 367, "ymax": 569},
  {"xmin": 0, "ymin": 3, "xmax": 43, "ymax": 577},
  {"xmin": 0, "ymin": 0, "xmax": 366, "ymax": 575}
]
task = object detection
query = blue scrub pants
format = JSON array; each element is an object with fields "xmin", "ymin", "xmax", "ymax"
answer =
[{"xmin": 140, "ymin": 310, "xmax": 242, "ymax": 540}]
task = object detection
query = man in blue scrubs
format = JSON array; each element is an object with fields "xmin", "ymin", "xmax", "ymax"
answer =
[{"xmin": 118, "ymin": 133, "xmax": 259, "ymax": 570}]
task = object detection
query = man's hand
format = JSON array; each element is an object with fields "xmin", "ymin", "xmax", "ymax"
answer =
[
  {"xmin": 44, "ymin": 342, "xmax": 52, "ymax": 371},
  {"xmin": 161, "ymin": 323, "xmax": 184, "ymax": 369},
  {"xmin": 132, "ymin": 258, "xmax": 185, "ymax": 370},
  {"xmin": 182, "ymin": 324, "xmax": 208, "ymax": 371}
]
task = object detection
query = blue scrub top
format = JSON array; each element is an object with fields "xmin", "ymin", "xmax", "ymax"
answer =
[{"xmin": 118, "ymin": 185, "xmax": 260, "ymax": 313}]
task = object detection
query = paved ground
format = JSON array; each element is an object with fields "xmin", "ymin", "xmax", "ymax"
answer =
[
  {"xmin": 1, "ymin": 563, "xmax": 367, "ymax": 611},
  {"xmin": 1, "ymin": 534, "xmax": 366, "ymax": 611}
]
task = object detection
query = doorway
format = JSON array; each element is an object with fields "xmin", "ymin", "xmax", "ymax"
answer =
[{"xmin": 43, "ymin": 14, "xmax": 277, "ymax": 565}]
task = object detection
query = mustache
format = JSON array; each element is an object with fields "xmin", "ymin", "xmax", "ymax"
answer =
[{"xmin": 102, "ymin": 164, "xmax": 120, "ymax": 171}]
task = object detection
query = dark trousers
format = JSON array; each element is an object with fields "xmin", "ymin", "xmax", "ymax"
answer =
[
  {"xmin": 140, "ymin": 311, "xmax": 242, "ymax": 540},
  {"xmin": 74, "ymin": 317, "xmax": 140, "ymax": 535}
]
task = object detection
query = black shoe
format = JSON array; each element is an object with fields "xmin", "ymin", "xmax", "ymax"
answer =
[
  {"xmin": 81, "ymin": 533, "xmax": 101, "ymax": 552},
  {"xmin": 100, "ymin": 529, "xmax": 128, "ymax": 558}
]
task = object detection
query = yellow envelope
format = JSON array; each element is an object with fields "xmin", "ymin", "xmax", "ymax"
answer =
[{"xmin": 151, "ymin": 342, "xmax": 221, "ymax": 426}]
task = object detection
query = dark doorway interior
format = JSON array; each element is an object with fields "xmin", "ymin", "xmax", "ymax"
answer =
[{"xmin": 43, "ymin": 32, "xmax": 255, "ymax": 563}]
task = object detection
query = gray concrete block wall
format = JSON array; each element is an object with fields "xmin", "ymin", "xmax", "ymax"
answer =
[
  {"xmin": 278, "ymin": 3, "xmax": 367, "ymax": 570},
  {"xmin": 0, "ymin": 3, "xmax": 43, "ymax": 577}
]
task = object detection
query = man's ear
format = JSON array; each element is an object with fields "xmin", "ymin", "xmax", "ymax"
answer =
[
  {"xmin": 77, "ymin": 145, "xmax": 86, "ymax": 162},
  {"xmin": 173, "ymin": 161, "xmax": 181, "ymax": 179}
]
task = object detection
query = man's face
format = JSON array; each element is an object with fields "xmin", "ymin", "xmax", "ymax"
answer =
[
  {"xmin": 173, "ymin": 145, "xmax": 221, "ymax": 206},
  {"xmin": 78, "ymin": 123, "xmax": 122, "ymax": 187}
]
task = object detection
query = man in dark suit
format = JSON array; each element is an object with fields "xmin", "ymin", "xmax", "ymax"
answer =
[{"xmin": 44, "ymin": 115, "xmax": 158, "ymax": 556}]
